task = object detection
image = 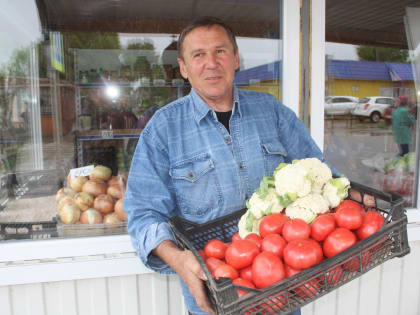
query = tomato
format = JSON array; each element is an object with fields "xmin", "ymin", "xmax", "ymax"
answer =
[
  {"xmin": 335, "ymin": 206, "xmax": 364, "ymax": 230},
  {"xmin": 259, "ymin": 213, "xmax": 289, "ymax": 238},
  {"xmin": 261, "ymin": 234, "xmax": 287, "ymax": 258},
  {"xmin": 295, "ymin": 278, "xmax": 320, "ymax": 298},
  {"xmin": 239, "ymin": 266, "xmax": 253, "ymax": 283},
  {"xmin": 252, "ymin": 251, "xmax": 285, "ymax": 289},
  {"xmin": 225, "ymin": 239, "xmax": 260, "ymax": 269},
  {"xmin": 324, "ymin": 265, "xmax": 343, "ymax": 285},
  {"xmin": 214, "ymin": 263, "xmax": 239, "ymax": 280},
  {"xmin": 232, "ymin": 277, "xmax": 255, "ymax": 297},
  {"xmin": 283, "ymin": 239, "xmax": 322, "ymax": 270},
  {"xmin": 282, "ymin": 218, "xmax": 311, "ymax": 242},
  {"xmin": 323, "ymin": 228, "xmax": 357, "ymax": 258},
  {"xmin": 284, "ymin": 264, "xmax": 301, "ymax": 278},
  {"xmin": 205, "ymin": 257, "xmax": 225, "ymax": 275},
  {"xmin": 308, "ymin": 238, "xmax": 324, "ymax": 264},
  {"xmin": 204, "ymin": 239, "xmax": 228, "ymax": 259},
  {"xmin": 232, "ymin": 232, "xmax": 242, "ymax": 242},
  {"xmin": 311, "ymin": 213, "xmax": 336, "ymax": 241},
  {"xmin": 334, "ymin": 200, "xmax": 364, "ymax": 213},
  {"xmin": 343, "ymin": 251, "xmax": 371, "ymax": 271},
  {"xmin": 198, "ymin": 249, "xmax": 207, "ymax": 261},
  {"xmin": 260, "ymin": 295, "xmax": 287, "ymax": 313},
  {"xmin": 244, "ymin": 233, "xmax": 263, "ymax": 249},
  {"xmin": 356, "ymin": 211, "xmax": 385, "ymax": 240}
]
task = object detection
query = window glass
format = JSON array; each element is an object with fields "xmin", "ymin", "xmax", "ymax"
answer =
[
  {"xmin": 324, "ymin": 3, "xmax": 419, "ymax": 207},
  {"xmin": 0, "ymin": 0, "xmax": 282, "ymax": 240}
]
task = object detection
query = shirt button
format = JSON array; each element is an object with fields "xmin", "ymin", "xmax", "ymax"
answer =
[
  {"xmin": 239, "ymin": 164, "xmax": 243, "ymax": 170},
  {"xmin": 225, "ymin": 137, "xmax": 231, "ymax": 143},
  {"xmin": 188, "ymin": 172, "xmax": 194, "ymax": 179}
]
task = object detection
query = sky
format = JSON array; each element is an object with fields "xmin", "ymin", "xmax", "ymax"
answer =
[{"xmin": 0, "ymin": 0, "xmax": 359, "ymax": 71}]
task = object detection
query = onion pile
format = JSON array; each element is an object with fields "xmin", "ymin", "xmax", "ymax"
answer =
[{"xmin": 56, "ymin": 165, "xmax": 128, "ymax": 225}]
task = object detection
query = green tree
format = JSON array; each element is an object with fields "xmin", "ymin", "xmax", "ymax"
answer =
[
  {"xmin": 357, "ymin": 45, "xmax": 409, "ymax": 63},
  {"xmin": 66, "ymin": 32, "xmax": 121, "ymax": 50}
]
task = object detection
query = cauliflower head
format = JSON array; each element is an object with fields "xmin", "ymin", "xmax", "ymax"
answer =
[
  {"xmin": 295, "ymin": 158, "xmax": 333, "ymax": 194},
  {"xmin": 274, "ymin": 163, "xmax": 312, "ymax": 206},
  {"xmin": 285, "ymin": 193, "xmax": 330, "ymax": 223},
  {"xmin": 248, "ymin": 188, "xmax": 283, "ymax": 219},
  {"xmin": 322, "ymin": 177, "xmax": 351, "ymax": 208},
  {"xmin": 238, "ymin": 210, "xmax": 262, "ymax": 238}
]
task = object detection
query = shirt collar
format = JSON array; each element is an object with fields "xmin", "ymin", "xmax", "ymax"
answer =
[{"xmin": 191, "ymin": 86, "xmax": 242, "ymax": 124}]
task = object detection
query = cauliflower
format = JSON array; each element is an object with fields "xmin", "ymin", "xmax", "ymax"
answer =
[
  {"xmin": 322, "ymin": 177, "xmax": 351, "ymax": 208},
  {"xmin": 238, "ymin": 210, "xmax": 262, "ymax": 238},
  {"xmin": 295, "ymin": 158, "xmax": 333, "ymax": 194},
  {"xmin": 285, "ymin": 193, "xmax": 330, "ymax": 223},
  {"xmin": 248, "ymin": 188, "xmax": 284, "ymax": 219},
  {"xmin": 274, "ymin": 163, "xmax": 312, "ymax": 206}
]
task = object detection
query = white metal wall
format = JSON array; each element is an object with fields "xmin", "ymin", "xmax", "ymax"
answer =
[{"xmin": 1, "ymin": 241, "xmax": 420, "ymax": 315}]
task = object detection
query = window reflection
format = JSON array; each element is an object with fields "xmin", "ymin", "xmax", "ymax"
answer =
[{"xmin": 324, "ymin": 7, "xmax": 419, "ymax": 207}]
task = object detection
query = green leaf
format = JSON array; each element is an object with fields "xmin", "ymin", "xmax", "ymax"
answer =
[
  {"xmin": 245, "ymin": 212, "xmax": 254, "ymax": 232},
  {"xmin": 246, "ymin": 200, "xmax": 250, "ymax": 209},
  {"xmin": 265, "ymin": 204, "xmax": 273, "ymax": 215},
  {"xmin": 273, "ymin": 163, "xmax": 288, "ymax": 177},
  {"xmin": 277, "ymin": 195, "xmax": 294, "ymax": 208}
]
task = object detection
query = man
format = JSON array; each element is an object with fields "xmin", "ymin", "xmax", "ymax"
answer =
[{"xmin": 125, "ymin": 16, "xmax": 325, "ymax": 315}]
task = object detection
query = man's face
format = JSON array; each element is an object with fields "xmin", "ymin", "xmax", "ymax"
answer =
[{"xmin": 177, "ymin": 25, "xmax": 240, "ymax": 108}]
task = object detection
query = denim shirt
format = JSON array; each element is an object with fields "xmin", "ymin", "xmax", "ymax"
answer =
[{"xmin": 125, "ymin": 87, "xmax": 325, "ymax": 315}]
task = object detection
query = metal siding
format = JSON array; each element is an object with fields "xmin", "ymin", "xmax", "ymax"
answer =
[{"xmin": 1, "ymin": 243, "xmax": 420, "ymax": 315}]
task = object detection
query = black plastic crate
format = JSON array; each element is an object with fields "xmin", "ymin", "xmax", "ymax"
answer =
[
  {"xmin": 169, "ymin": 182, "xmax": 410, "ymax": 315},
  {"xmin": 0, "ymin": 218, "xmax": 58, "ymax": 240},
  {"xmin": 13, "ymin": 169, "xmax": 65, "ymax": 199}
]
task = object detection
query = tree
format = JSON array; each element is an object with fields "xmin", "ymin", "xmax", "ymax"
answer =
[
  {"xmin": 357, "ymin": 45, "xmax": 409, "ymax": 63},
  {"xmin": 66, "ymin": 32, "xmax": 121, "ymax": 50}
]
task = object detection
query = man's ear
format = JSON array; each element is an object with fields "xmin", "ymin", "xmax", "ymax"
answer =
[
  {"xmin": 177, "ymin": 58, "xmax": 188, "ymax": 79},
  {"xmin": 234, "ymin": 52, "xmax": 240, "ymax": 71}
]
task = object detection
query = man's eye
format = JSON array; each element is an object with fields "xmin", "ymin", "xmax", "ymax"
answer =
[
  {"xmin": 193, "ymin": 53, "xmax": 203, "ymax": 58},
  {"xmin": 216, "ymin": 49, "xmax": 225, "ymax": 54}
]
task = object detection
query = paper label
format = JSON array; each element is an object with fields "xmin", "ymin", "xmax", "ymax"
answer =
[
  {"xmin": 101, "ymin": 130, "xmax": 114, "ymax": 139},
  {"xmin": 70, "ymin": 165, "xmax": 94, "ymax": 179}
]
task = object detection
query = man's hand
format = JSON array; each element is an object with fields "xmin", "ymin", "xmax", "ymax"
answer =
[{"xmin": 153, "ymin": 240, "xmax": 215, "ymax": 314}]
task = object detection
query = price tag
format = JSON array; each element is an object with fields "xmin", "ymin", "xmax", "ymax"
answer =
[
  {"xmin": 70, "ymin": 165, "xmax": 95, "ymax": 179},
  {"xmin": 101, "ymin": 130, "xmax": 114, "ymax": 139}
]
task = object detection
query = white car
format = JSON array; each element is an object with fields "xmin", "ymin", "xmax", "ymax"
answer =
[
  {"xmin": 352, "ymin": 96, "xmax": 395, "ymax": 122},
  {"xmin": 324, "ymin": 96, "xmax": 359, "ymax": 115}
]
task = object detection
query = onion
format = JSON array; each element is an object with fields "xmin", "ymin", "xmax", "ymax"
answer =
[
  {"xmin": 82, "ymin": 179, "xmax": 108, "ymax": 197},
  {"xmin": 90, "ymin": 165, "xmax": 112, "ymax": 182},
  {"xmin": 107, "ymin": 184, "xmax": 124, "ymax": 199},
  {"xmin": 114, "ymin": 199, "xmax": 127, "ymax": 221},
  {"xmin": 70, "ymin": 176, "xmax": 88, "ymax": 192},
  {"xmin": 103, "ymin": 212, "xmax": 121, "ymax": 224},
  {"xmin": 74, "ymin": 192, "xmax": 94, "ymax": 211},
  {"xmin": 59, "ymin": 203, "xmax": 81, "ymax": 224},
  {"xmin": 108, "ymin": 174, "xmax": 127, "ymax": 187},
  {"xmin": 56, "ymin": 187, "xmax": 77, "ymax": 202},
  {"xmin": 93, "ymin": 194, "xmax": 115, "ymax": 214},
  {"xmin": 80, "ymin": 208, "xmax": 103, "ymax": 224},
  {"xmin": 58, "ymin": 195, "xmax": 76, "ymax": 212}
]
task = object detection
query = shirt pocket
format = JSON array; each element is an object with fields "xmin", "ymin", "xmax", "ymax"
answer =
[
  {"xmin": 169, "ymin": 153, "xmax": 223, "ymax": 219},
  {"xmin": 261, "ymin": 140, "xmax": 287, "ymax": 176}
]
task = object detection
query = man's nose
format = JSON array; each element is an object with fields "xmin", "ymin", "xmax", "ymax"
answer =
[{"xmin": 206, "ymin": 52, "xmax": 218, "ymax": 68}]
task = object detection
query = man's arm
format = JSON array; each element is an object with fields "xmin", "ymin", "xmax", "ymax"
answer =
[{"xmin": 153, "ymin": 240, "xmax": 215, "ymax": 314}]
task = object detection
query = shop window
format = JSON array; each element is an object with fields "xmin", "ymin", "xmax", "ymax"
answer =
[
  {"xmin": 0, "ymin": 0, "xmax": 283, "ymax": 241},
  {"xmin": 324, "ymin": 4, "xmax": 420, "ymax": 208}
]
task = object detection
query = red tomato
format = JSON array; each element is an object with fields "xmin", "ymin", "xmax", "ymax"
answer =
[
  {"xmin": 260, "ymin": 295, "xmax": 287, "ymax": 313},
  {"xmin": 324, "ymin": 265, "xmax": 343, "ymax": 285},
  {"xmin": 356, "ymin": 211, "xmax": 385, "ymax": 240},
  {"xmin": 244, "ymin": 233, "xmax": 263, "ymax": 249},
  {"xmin": 323, "ymin": 228, "xmax": 357, "ymax": 258},
  {"xmin": 308, "ymin": 238, "xmax": 324, "ymax": 264},
  {"xmin": 311, "ymin": 213, "xmax": 336, "ymax": 241},
  {"xmin": 284, "ymin": 264, "xmax": 301, "ymax": 278},
  {"xmin": 334, "ymin": 200, "xmax": 364, "ymax": 213},
  {"xmin": 295, "ymin": 279, "xmax": 320, "ymax": 298},
  {"xmin": 282, "ymin": 218, "xmax": 311, "ymax": 242},
  {"xmin": 204, "ymin": 239, "xmax": 228, "ymax": 259},
  {"xmin": 232, "ymin": 232, "xmax": 242, "ymax": 242},
  {"xmin": 214, "ymin": 264, "xmax": 239, "ymax": 280},
  {"xmin": 225, "ymin": 239, "xmax": 260, "ymax": 269},
  {"xmin": 283, "ymin": 239, "xmax": 323, "ymax": 270},
  {"xmin": 232, "ymin": 277, "xmax": 256, "ymax": 297},
  {"xmin": 198, "ymin": 249, "xmax": 207, "ymax": 261},
  {"xmin": 335, "ymin": 207, "xmax": 364, "ymax": 230},
  {"xmin": 239, "ymin": 266, "xmax": 253, "ymax": 283},
  {"xmin": 259, "ymin": 213, "xmax": 289, "ymax": 238},
  {"xmin": 343, "ymin": 251, "xmax": 371, "ymax": 271},
  {"xmin": 205, "ymin": 257, "xmax": 225, "ymax": 275},
  {"xmin": 252, "ymin": 252, "xmax": 285, "ymax": 289},
  {"xmin": 261, "ymin": 234, "xmax": 287, "ymax": 258}
]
